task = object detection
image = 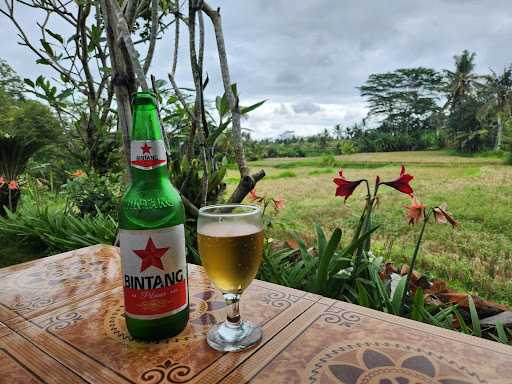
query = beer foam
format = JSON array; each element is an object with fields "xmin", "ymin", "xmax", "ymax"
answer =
[{"xmin": 198, "ymin": 221, "xmax": 262, "ymax": 237}]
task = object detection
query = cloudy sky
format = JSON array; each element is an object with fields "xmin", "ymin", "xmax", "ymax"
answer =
[{"xmin": 1, "ymin": 0, "xmax": 512, "ymax": 138}]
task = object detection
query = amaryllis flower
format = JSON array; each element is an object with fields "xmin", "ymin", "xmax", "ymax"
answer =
[
  {"xmin": 433, "ymin": 203, "xmax": 459, "ymax": 228},
  {"xmin": 8, "ymin": 180, "xmax": 19, "ymax": 190},
  {"xmin": 403, "ymin": 196, "xmax": 426, "ymax": 225},
  {"xmin": 248, "ymin": 189, "xmax": 264, "ymax": 203},
  {"xmin": 378, "ymin": 165, "xmax": 414, "ymax": 196},
  {"xmin": 272, "ymin": 197, "xmax": 285, "ymax": 211},
  {"xmin": 333, "ymin": 170, "xmax": 364, "ymax": 201},
  {"xmin": 0, "ymin": 176, "xmax": 5, "ymax": 187}
]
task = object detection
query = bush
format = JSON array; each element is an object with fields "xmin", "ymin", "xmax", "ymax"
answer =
[
  {"xmin": 62, "ymin": 170, "xmax": 123, "ymax": 217},
  {"xmin": 0, "ymin": 202, "xmax": 117, "ymax": 253},
  {"xmin": 320, "ymin": 154, "xmax": 337, "ymax": 167},
  {"xmin": 506, "ymin": 152, "xmax": 512, "ymax": 165}
]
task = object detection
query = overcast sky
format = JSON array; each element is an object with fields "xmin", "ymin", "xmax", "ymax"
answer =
[{"xmin": 1, "ymin": 0, "xmax": 512, "ymax": 138}]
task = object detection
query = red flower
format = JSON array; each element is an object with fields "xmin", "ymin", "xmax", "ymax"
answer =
[
  {"xmin": 71, "ymin": 169, "xmax": 86, "ymax": 177},
  {"xmin": 403, "ymin": 196, "xmax": 426, "ymax": 225},
  {"xmin": 433, "ymin": 203, "xmax": 459, "ymax": 228},
  {"xmin": 248, "ymin": 189, "xmax": 264, "ymax": 203},
  {"xmin": 272, "ymin": 197, "xmax": 285, "ymax": 211},
  {"xmin": 333, "ymin": 170, "xmax": 364, "ymax": 201},
  {"xmin": 378, "ymin": 165, "xmax": 414, "ymax": 196},
  {"xmin": 7, "ymin": 180, "xmax": 18, "ymax": 190},
  {"xmin": 0, "ymin": 176, "xmax": 5, "ymax": 187}
]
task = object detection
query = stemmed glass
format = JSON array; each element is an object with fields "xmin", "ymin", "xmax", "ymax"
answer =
[{"xmin": 197, "ymin": 204, "xmax": 264, "ymax": 352}]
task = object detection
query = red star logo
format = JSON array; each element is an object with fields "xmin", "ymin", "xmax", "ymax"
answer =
[
  {"xmin": 141, "ymin": 143, "xmax": 152, "ymax": 154},
  {"xmin": 132, "ymin": 238, "xmax": 169, "ymax": 272}
]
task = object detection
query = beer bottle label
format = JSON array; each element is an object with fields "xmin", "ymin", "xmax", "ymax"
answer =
[
  {"xmin": 130, "ymin": 140, "xmax": 167, "ymax": 170},
  {"xmin": 120, "ymin": 225, "xmax": 187, "ymax": 319}
]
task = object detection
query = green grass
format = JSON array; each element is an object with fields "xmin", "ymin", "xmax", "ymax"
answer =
[{"xmin": 232, "ymin": 150, "xmax": 512, "ymax": 306}]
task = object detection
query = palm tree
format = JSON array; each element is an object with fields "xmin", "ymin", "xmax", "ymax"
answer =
[
  {"xmin": 444, "ymin": 50, "xmax": 481, "ymax": 109},
  {"xmin": 480, "ymin": 66, "xmax": 512, "ymax": 151}
]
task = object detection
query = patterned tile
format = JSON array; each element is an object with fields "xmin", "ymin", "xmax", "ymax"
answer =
[
  {"xmin": 16, "ymin": 265, "xmax": 317, "ymax": 384},
  {"xmin": 0, "ymin": 245, "xmax": 121, "ymax": 324},
  {"xmin": 223, "ymin": 300, "xmax": 512, "ymax": 384},
  {"xmin": 0, "ymin": 329, "xmax": 86, "ymax": 383}
]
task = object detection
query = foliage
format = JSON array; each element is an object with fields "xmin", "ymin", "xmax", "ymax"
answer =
[
  {"xmin": 357, "ymin": 67, "xmax": 444, "ymax": 151},
  {"xmin": 0, "ymin": 201, "xmax": 117, "ymax": 253},
  {"xmin": 359, "ymin": 67, "xmax": 443, "ymax": 123},
  {"xmin": 160, "ymin": 85, "xmax": 265, "ymax": 208},
  {"xmin": 0, "ymin": 135, "xmax": 43, "ymax": 215},
  {"xmin": 259, "ymin": 226, "xmax": 457, "ymax": 328},
  {"xmin": 0, "ymin": 58, "xmax": 24, "ymax": 99},
  {"xmin": 62, "ymin": 170, "xmax": 124, "ymax": 217}
]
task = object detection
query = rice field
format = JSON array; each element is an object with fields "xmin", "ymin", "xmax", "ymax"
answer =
[{"xmin": 230, "ymin": 150, "xmax": 512, "ymax": 305}]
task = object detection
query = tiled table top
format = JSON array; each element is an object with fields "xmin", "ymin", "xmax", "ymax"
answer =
[{"xmin": 0, "ymin": 245, "xmax": 510, "ymax": 383}]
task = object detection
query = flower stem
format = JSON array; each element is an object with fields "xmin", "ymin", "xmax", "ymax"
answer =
[{"xmin": 400, "ymin": 208, "xmax": 432, "ymax": 314}]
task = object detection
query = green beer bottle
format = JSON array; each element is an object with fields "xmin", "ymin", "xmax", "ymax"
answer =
[{"xmin": 119, "ymin": 91, "xmax": 188, "ymax": 341}]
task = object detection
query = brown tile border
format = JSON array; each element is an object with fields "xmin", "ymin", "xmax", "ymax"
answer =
[
  {"xmin": 0, "ymin": 321, "xmax": 12, "ymax": 339},
  {"xmin": 0, "ymin": 330, "xmax": 87, "ymax": 384},
  {"xmin": 330, "ymin": 300, "xmax": 512, "ymax": 356},
  {"xmin": 220, "ymin": 302, "xmax": 327, "ymax": 384},
  {"xmin": 0, "ymin": 245, "xmax": 122, "ymax": 323},
  {"xmin": 223, "ymin": 299, "xmax": 512, "ymax": 384},
  {"xmin": 12, "ymin": 269, "xmax": 320, "ymax": 384},
  {"xmin": 189, "ymin": 296, "xmax": 318, "ymax": 384}
]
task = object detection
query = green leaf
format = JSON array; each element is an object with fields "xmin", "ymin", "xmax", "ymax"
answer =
[
  {"xmin": 40, "ymin": 39, "xmax": 54, "ymax": 57},
  {"xmin": 24, "ymin": 78, "xmax": 35, "ymax": 88},
  {"xmin": 494, "ymin": 320, "xmax": 509, "ymax": 344},
  {"xmin": 45, "ymin": 29, "xmax": 64, "ymax": 44},
  {"xmin": 315, "ymin": 223, "xmax": 327, "ymax": 257},
  {"xmin": 35, "ymin": 75, "xmax": 45, "ymax": 88},
  {"xmin": 329, "ymin": 226, "xmax": 379, "ymax": 275},
  {"xmin": 355, "ymin": 280, "xmax": 370, "ymax": 308},
  {"xmin": 468, "ymin": 296, "xmax": 481, "ymax": 337},
  {"xmin": 36, "ymin": 58, "xmax": 51, "ymax": 66},
  {"xmin": 219, "ymin": 93, "xmax": 229, "ymax": 117},
  {"xmin": 315, "ymin": 227, "xmax": 342, "ymax": 294},
  {"xmin": 230, "ymin": 83, "xmax": 238, "ymax": 98},
  {"xmin": 410, "ymin": 290, "xmax": 423, "ymax": 321},
  {"xmin": 391, "ymin": 275, "xmax": 408, "ymax": 315},
  {"xmin": 58, "ymin": 88, "xmax": 73, "ymax": 99},
  {"xmin": 156, "ymin": 79, "xmax": 167, "ymax": 89},
  {"xmin": 240, "ymin": 99, "xmax": 267, "ymax": 115}
]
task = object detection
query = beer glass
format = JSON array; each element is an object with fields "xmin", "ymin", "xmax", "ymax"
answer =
[{"xmin": 197, "ymin": 204, "xmax": 264, "ymax": 352}]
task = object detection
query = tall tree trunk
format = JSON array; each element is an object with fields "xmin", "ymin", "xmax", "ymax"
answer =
[{"xmin": 495, "ymin": 112, "xmax": 503, "ymax": 151}]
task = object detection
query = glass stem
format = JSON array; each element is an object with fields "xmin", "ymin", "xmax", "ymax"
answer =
[{"xmin": 223, "ymin": 293, "xmax": 241, "ymax": 327}]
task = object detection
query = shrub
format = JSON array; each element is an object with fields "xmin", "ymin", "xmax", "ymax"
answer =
[
  {"xmin": 62, "ymin": 170, "xmax": 123, "ymax": 217},
  {"xmin": 320, "ymin": 154, "xmax": 337, "ymax": 167},
  {"xmin": 0, "ymin": 203, "xmax": 117, "ymax": 253}
]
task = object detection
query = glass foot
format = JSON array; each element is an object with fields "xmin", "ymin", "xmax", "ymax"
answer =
[{"xmin": 206, "ymin": 320, "xmax": 262, "ymax": 352}]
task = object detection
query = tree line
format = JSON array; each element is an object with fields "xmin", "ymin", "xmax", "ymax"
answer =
[{"xmin": 356, "ymin": 50, "xmax": 512, "ymax": 154}]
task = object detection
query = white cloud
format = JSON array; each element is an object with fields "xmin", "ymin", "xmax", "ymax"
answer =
[{"xmin": 244, "ymin": 100, "xmax": 367, "ymax": 139}]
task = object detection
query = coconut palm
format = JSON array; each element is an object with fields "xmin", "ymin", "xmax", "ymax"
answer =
[
  {"xmin": 444, "ymin": 50, "xmax": 482, "ymax": 109},
  {"xmin": 479, "ymin": 66, "xmax": 512, "ymax": 151}
]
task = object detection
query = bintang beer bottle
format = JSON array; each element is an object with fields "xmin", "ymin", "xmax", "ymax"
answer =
[{"xmin": 119, "ymin": 91, "xmax": 188, "ymax": 341}]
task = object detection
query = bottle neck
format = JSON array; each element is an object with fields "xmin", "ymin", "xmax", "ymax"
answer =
[{"xmin": 130, "ymin": 104, "xmax": 169, "ymax": 183}]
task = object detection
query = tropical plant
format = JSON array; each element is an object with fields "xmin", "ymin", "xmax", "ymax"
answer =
[
  {"xmin": 479, "ymin": 66, "xmax": 512, "ymax": 151},
  {"xmin": 0, "ymin": 135, "xmax": 42, "ymax": 215},
  {"xmin": 0, "ymin": 203, "xmax": 117, "ymax": 252},
  {"xmin": 0, "ymin": 0, "xmax": 266, "ymax": 211},
  {"xmin": 62, "ymin": 170, "xmax": 124, "ymax": 217},
  {"xmin": 444, "ymin": 50, "xmax": 482, "ymax": 109}
]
